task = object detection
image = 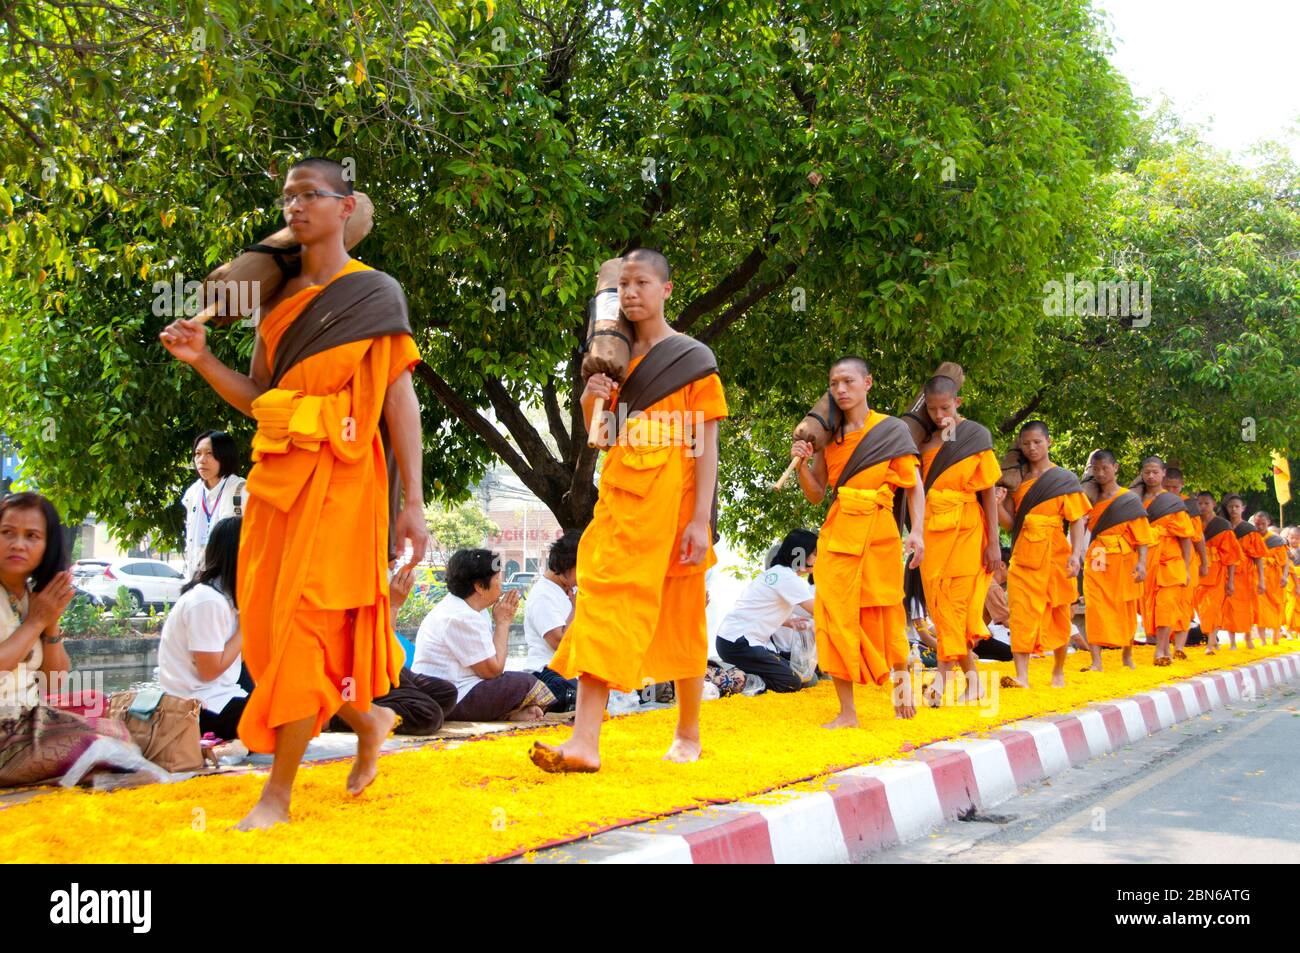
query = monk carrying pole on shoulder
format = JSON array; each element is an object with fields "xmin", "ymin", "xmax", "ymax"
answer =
[
  {"xmin": 160, "ymin": 158, "xmax": 428, "ymax": 829},
  {"xmin": 531, "ymin": 249, "xmax": 728, "ymax": 772}
]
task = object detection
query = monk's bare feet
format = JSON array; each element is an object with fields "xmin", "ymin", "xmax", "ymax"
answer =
[
  {"xmin": 1174, "ymin": 649, "xmax": 1187, "ymax": 660},
  {"xmin": 1050, "ymin": 672, "xmax": 1066, "ymax": 688},
  {"xmin": 663, "ymin": 736, "xmax": 702, "ymax": 763},
  {"xmin": 1084, "ymin": 663, "xmax": 1103, "ymax": 672},
  {"xmin": 963, "ymin": 679, "xmax": 983, "ymax": 704},
  {"xmin": 1205, "ymin": 648, "xmax": 1216, "ymax": 656},
  {"xmin": 530, "ymin": 740, "xmax": 600, "ymax": 773},
  {"xmin": 347, "ymin": 704, "xmax": 397, "ymax": 796},
  {"xmin": 1000, "ymin": 675, "xmax": 1028, "ymax": 689},
  {"xmin": 507, "ymin": 705, "xmax": 545, "ymax": 723},
  {"xmin": 823, "ymin": 712, "xmax": 859, "ymax": 729},
  {"xmin": 1153, "ymin": 656, "xmax": 1172, "ymax": 667},
  {"xmin": 235, "ymin": 795, "xmax": 289, "ymax": 832}
]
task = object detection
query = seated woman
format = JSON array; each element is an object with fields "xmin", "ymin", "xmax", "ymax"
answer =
[
  {"xmin": 523, "ymin": 530, "xmax": 582, "ymax": 712},
  {"xmin": 412, "ymin": 549, "xmax": 555, "ymax": 722},
  {"xmin": 714, "ymin": 529, "xmax": 818, "ymax": 693},
  {"xmin": 158, "ymin": 516, "xmax": 247, "ymax": 740},
  {"xmin": 0, "ymin": 493, "xmax": 130, "ymax": 787}
]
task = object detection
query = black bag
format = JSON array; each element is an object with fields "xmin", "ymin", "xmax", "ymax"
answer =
[{"xmin": 328, "ymin": 668, "xmax": 458, "ymax": 736}]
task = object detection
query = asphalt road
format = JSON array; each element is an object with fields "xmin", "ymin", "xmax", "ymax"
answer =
[{"xmin": 864, "ymin": 681, "xmax": 1300, "ymax": 864}]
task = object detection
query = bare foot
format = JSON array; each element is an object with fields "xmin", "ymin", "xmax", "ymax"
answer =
[
  {"xmin": 1083, "ymin": 663, "xmax": 1103, "ymax": 672},
  {"xmin": 1000, "ymin": 675, "xmax": 1028, "ymax": 689},
  {"xmin": 963, "ymin": 680, "xmax": 983, "ymax": 704},
  {"xmin": 1205, "ymin": 649, "xmax": 1216, "ymax": 656},
  {"xmin": 529, "ymin": 740, "xmax": 600, "ymax": 773},
  {"xmin": 1050, "ymin": 672, "xmax": 1066, "ymax": 688},
  {"xmin": 506, "ymin": 705, "xmax": 545, "ymax": 723},
  {"xmin": 663, "ymin": 736, "xmax": 702, "ymax": 763},
  {"xmin": 347, "ymin": 705, "xmax": 398, "ymax": 796},
  {"xmin": 1173, "ymin": 650, "xmax": 1188, "ymax": 660},
  {"xmin": 235, "ymin": 796, "xmax": 289, "ymax": 832},
  {"xmin": 823, "ymin": 712, "xmax": 859, "ymax": 729},
  {"xmin": 1153, "ymin": 656, "xmax": 1172, "ymax": 667}
]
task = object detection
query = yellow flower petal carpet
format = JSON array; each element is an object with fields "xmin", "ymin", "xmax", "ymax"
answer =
[{"xmin": 1, "ymin": 643, "xmax": 1293, "ymax": 863}]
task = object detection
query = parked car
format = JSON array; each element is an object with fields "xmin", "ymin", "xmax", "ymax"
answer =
[
  {"xmin": 70, "ymin": 559, "xmax": 111, "ymax": 581},
  {"xmin": 79, "ymin": 558, "xmax": 186, "ymax": 612},
  {"xmin": 502, "ymin": 571, "xmax": 537, "ymax": 593}
]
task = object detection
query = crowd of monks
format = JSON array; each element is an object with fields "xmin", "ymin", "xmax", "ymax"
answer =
[{"xmin": 158, "ymin": 157, "xmax": 1296, "ymax": 825}]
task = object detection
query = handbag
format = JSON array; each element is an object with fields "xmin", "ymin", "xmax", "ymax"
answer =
[{"xmin": 107, "ymin": 689, "xmax": 203, "ymax": 772}]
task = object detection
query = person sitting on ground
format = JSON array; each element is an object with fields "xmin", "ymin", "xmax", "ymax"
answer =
[
  {"xmin": 523, "ymin": 530, "xmax": 583, "ymax": 712},
  {"xmin": 975, "ymin": 545, "xmax": 1014, "ymax": 661},
  {"xmin": 0, "ymin": 493, "xmax": 131, "ymax": 787},
  {"xmin": 412, "ymin": 549, "xmax": 555, "ymax": 722},
  {"xmin": 158, "ymin": 516, "xmax": 248, "ymax": 740},
  {"xmin": 713, "ymin": 529, "xmax": 818, "ymax": 693}
]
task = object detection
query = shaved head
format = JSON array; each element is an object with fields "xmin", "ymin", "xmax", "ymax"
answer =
[
  {"xmin": 1165, "ymin": 466, "xmax": 1183, "ymax": 481},
  {"xmin": 288, "ymin": 156, "xmax": 354, "ymax": 194},
  {"xmin": 1020, "ymin": 420, "xmax": 1049, "ymax": 441},
  {"xmin": 1090, "ymin": 449, "xmax": 1116, "ymax": 466},
  {"xmin": 624, "ymin": 248, "xmax": 671, "ymax": 281},
  {"xmin": 832, "ymin": 355, "xmax": 870, "ymax": 377},
  {"xmin": 923, "ymin": 374, "xmax": 959, "ymax": 398}
]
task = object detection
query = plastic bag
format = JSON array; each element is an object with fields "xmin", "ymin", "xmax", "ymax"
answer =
[
  {"xmin": 740, "ymin": 673, "xmax": 766, "ymax": 696},
  {"xmin": 701, "ymin": 681, "xmax": 721, "ymax": 701},
  {"xmin": 59, "ymin": 737, "xmax": 181, "ymax": 788},
  {"xmin": 789, "ymin": 627, "xmax": 818, "ymax": 686},
  {"xmin": 607, "ymin": 690, "xmax": 641, "ymax": 714}
]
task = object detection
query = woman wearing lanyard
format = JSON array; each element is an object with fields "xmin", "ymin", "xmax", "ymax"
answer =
[{"xmin": 181, "ymin": 431, "xmax": 246, "ymax": 578}]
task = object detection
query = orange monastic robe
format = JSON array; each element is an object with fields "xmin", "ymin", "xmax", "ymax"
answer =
[
  {"xmin": 1285, "ymin": 553, "xmax": 1300, "ymax": 631},
  {"xmin": 1175, "ymin": 506, "xmax": 1203, "ymax": 633},
  {"xmin": 1259, "ymin": 543, "xmax": 1288, "ymax": 629},
  {"xmin": 919, "ymin": 445, "xmax": 1000, "ymax": 662},
  {"xmin": 1008, "ymin": 471, "xmax": 1091, "ymax": 655},
  {"xmin": 1141, "ymin": 499, "xmax": 1197, "ymax": 633},
  {"xmin": 551, "ymin": 355, "xmax": 728, "ymax": 692},
  {"xmin": 236, "ymin": 260, "xmax": 420, "ymax": 753},
  {"xmin": 1083, "ymin": 491, "xmax": 1153, "ymax": 648},
  {"xmin": 1224, "ymin": 525, "xmax": 1267, "ymax": 635},
  {"xmin": 814, "ymin": 413, "xmax": 918, "ymax": 685},
  {"xmin": 1195, "ymin": 526, "xmax": 1243, "ymax": 637}
]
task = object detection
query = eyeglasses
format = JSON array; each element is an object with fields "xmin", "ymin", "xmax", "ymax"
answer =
[{"xmin": 275, "ymin": 189, "xmax": 348, "ymax": 210}]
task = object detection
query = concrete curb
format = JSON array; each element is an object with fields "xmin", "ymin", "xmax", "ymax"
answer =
[{"xmin": 518, "ymin": 653, "xmax": 1300, "ymax": 864}]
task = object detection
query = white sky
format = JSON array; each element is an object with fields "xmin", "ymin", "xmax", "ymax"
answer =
[{"xmin": 1096, "ymin": 0, "xmax": 1300, "ymax": 159}]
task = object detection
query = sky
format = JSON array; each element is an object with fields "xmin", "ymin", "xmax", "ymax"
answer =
[{"xmin": 1095, "ymin": 0, "xmax": 1300, "ymax": 159}]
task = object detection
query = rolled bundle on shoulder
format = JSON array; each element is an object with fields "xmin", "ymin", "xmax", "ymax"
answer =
[
  {"xmin": 582, "ymin": 258, "xmax": 633, "ymax": 446},
  {"xmin": 998, "ymin": 432, "xmax": 1027, "ymax": 491},
  {"xmin": 197, "ymin": 192, "xmax": 375, "ymax": 327}
]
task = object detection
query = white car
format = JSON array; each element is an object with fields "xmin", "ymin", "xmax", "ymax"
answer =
[{"xmin": 80, "ymin": 558, "xmax": 187, "ymax": 612}]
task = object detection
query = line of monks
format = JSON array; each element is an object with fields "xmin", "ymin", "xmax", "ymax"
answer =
[{"xmin": 160, "ymin": 158, "xmax": 1295, "ymax": 820}]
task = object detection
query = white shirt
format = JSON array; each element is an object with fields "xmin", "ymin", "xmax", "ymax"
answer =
[
  {"xmin": 412, "ymin": 594, "xmax": 496, "ymax": 704},
  {"xmin": 715, "ymin": 565, "xmax": 814, "ymax": 651},
  {"xmin": 0, "ymin": 589, "xmax": 40, "ymax": 709},
  {"xmin": 157, "ymin": 584, "xmax": 245, "ymax": 714},
  {"xmin": 771, "ymin": 592, "xmax": 814, "ymax": 654},
  {"xmin": 182, "ymin": 475, "xmax": 246, "ymax": 578},
  {"xmin": 523, "ymin": 576, "xmax": 572, "ymax": 671}
]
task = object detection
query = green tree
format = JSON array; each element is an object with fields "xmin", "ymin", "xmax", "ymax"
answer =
[
  {"xmin": 425, "ymin": 500, "xmax": 498, "ymax": 562},
  {"xmin": 2, "ymin": 0, "xmax": 1134, "ymax": 550}
]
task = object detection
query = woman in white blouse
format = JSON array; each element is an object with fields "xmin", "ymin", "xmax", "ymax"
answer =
[{"xmin": 181, "ymin": 430, "xmax": 246, "ymax": 578}]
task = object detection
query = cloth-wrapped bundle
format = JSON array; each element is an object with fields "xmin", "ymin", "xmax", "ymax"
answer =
[
  {"xmin": 195, "ymin": 192, "xmax": 375, "ymax": 326},
  {"xmin": 581, "ymin": 259, "xmax": 633, "ymax": 446}
]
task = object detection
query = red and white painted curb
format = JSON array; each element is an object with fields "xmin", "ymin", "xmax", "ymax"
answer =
[{"xmin": 517, "ymin": 653, "xmax": 1300, "ymax": 864}]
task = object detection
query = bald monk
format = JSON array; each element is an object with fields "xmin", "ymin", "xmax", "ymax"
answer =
[
  {"xmin": 1223, "ymin": 494, "xmax": 1267, "ymax": 649},
  {"xmin": 791, "ymin": 356, "xmax": 925, "ymax": 724},
  {"xmin": 1081, "ymin": 451, "xmax": 1150, "ymax": 671},
  {"xmin": 1162, "ymin": 467, "xmax": 1209, "ymax": 659},
  {"xmin": 531, "ymin": 249, "xmax": 727, "ymax": 772},
  {"xmin": 997, "ymin": 421, "xmax": 1090, "ymax": 689},
  {"xmin": 160, "ymin": 158, "xmax": 428, "ymax": 829},
  {"xmin": 914, "ymin": 375, "xmax": 1001, "ymax": 704},
  {"xmin": 1261, "ymin": 533, "xmax": 1289, "ymax": 644},
  {"xmin": 1194, "ymin": 492, "xmax": 1243, "ymax": 655},
  {"xmin": 1251, "ymin": 511, "xmax": 1275, "ymax": 537},
  {"xmin": 1133, "ymin": 457, "xmax": 1195, "ymax": 666},
  {"xmin": 1284, "ymin": 526, "xmax": 1300, "ymax": 636}
]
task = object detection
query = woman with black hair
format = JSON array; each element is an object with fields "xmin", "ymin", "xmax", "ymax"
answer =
[
  {"xmin": 158, "ymin": 516, "xmax": 247, "ymax": 739},
  {"xmin": 714, "ymin": 529, "xmax": 819, "ymax": 693},
  {"xmin": 0, "ymin": 492, "xmax": 132, "ymax": 786},
  {"xmin": 181, "ymin": 430, "xmax": 246, "ymax": 577}
]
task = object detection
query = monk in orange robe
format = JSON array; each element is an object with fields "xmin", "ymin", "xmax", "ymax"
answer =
[
  {"xmin": 1162, "ymin": 467, "xmax": 1209, "ymax": 659},
  {"xmin": 161, "ymin": 159, "xmax": 428, "ymax": 829},
  {"xmin": 1260, "ymin": 534, "xmax": 1289, "ymax": 643},
  {"xmin": 914, "ymin": 375, "xmax": 1001, "ymax": 704},
  {"xmin": 1082, "ymin": 451, "xmax": 1150, "ymax": 671},
  {"xmin": 1194, "ymin": 492, "xmax": 1243, "ymax": 655},
  {"xmin": 1134, "ymin": 457, "xmax": 1196, "ymax": 666},
  {"xmin": 1284, "ymin": 526, "xmax": 1300, "ymax": 636},
  {"xmin": 997, "ymin": 421, "xmax": 1090, "ymax": 689},
  {"xmin": 791, "ymin": 357, "xmax": 925, "ymax": 724},
  {"xmin": 1222, "ymin": 494, "xmax": 1267, "ymax": 649},
  {"xmin": 532, "ymin": 250, "xmax": 726, "ymax": 772}
]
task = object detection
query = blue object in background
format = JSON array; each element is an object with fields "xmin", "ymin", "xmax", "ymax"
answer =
[{"xmin": 395, "ymin": 633, "xmax": 415, "ymax": 668}]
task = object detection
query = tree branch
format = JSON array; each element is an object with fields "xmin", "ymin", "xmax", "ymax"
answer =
[
  {"xmin": 674, "ymin": 239, "xmax": 774, "ymax": 333},
  {"xmin": 997, "ymin": 386, "xmax": 1048, "ymax": 435},
  {"xmin": 481, "ymin": 375, "xmax": 567, "ymax": 483},
  {"xmin": 542, "ymin": 377, "xmax": 572, "ymax": 464},
  {"xmin": 696, "ymin": 261, "xmax": 799, "ymax": 345},
  {"xmin": 413, "ymin": 362, "xmax": 535, "ymax": 481},
  {"xmin": 0, "ymin": 100, "xmax": 46, "ymax": 149}
]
